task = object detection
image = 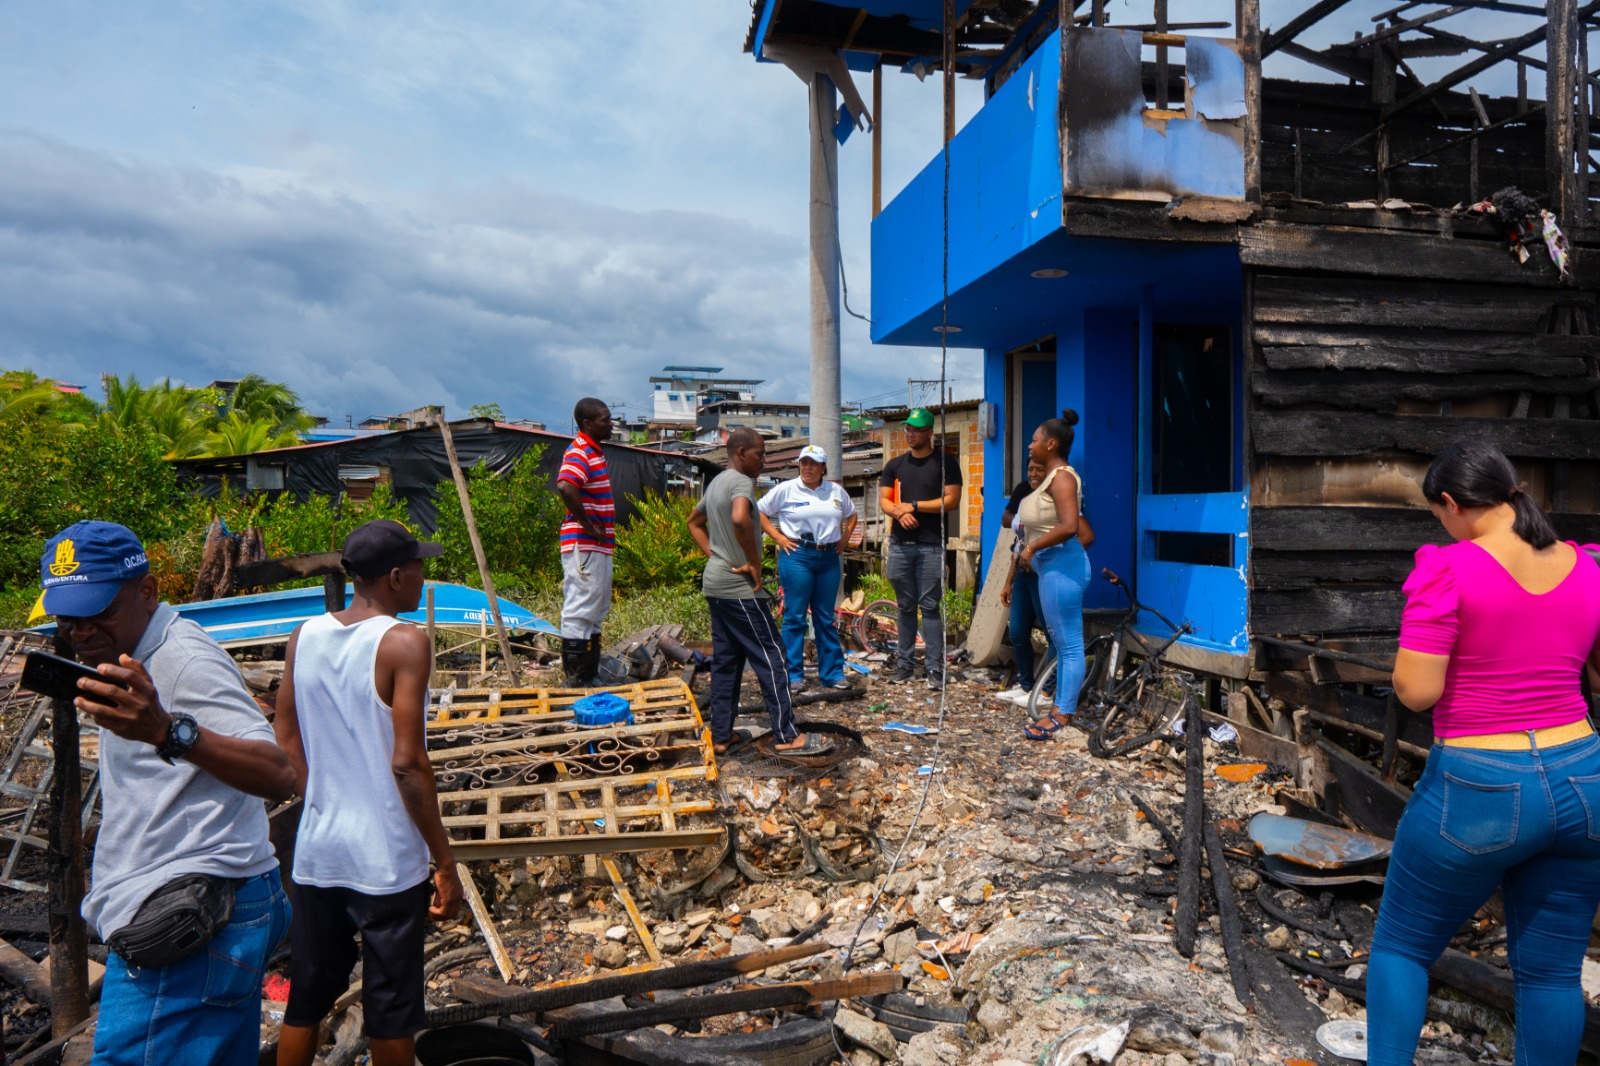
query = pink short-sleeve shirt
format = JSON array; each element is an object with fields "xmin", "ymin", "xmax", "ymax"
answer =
[{"xmin": 1399, "ymin": 540, "xmax": 1600, "ymax": 737}]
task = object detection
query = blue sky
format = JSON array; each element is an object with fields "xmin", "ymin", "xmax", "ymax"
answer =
[{"xmin": 0, "ymin": 2, "xmax": 1544, "ymax": 430}]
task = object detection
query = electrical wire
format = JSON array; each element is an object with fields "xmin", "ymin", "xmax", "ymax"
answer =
[{"xmin": 828, "ymin": 6, "xmax": 957, "ymax": 1061}]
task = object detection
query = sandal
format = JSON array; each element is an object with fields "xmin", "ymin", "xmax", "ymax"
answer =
[
  {"xmin": 713, "ymin": 729, "xmax": 754, "ymax": 756},
  {"xmin": 1023, "ymin": 712, "xmax": 1072, "ymax": 742},
  {"xmin": 774, "ymin": 732, "xmax": 835, "ymax": 757}
]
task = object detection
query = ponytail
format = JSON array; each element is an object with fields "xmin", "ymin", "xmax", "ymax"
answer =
[
  {"xmin": 1507, "ymin": 486, "xmax": 1560, "ymax": 550},
  {"xmin": 1422, "ymin": 442, "xmax": 1558, "ymax": 549}
]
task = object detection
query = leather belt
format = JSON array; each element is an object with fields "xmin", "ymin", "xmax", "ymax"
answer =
[{"xmin": 1438, "ymin": 719, "xmax": 1594, "ymax": 751}]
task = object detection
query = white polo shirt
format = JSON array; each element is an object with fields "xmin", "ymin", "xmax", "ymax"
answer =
[{"xmin": 758, "ymin": 477, "xmax": 856, "ymax": 546}]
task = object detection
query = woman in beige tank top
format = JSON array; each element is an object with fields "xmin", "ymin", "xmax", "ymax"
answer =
[{"xmin": 1021, "ymin": 411, "xmax": 1093, "ymax": 741}]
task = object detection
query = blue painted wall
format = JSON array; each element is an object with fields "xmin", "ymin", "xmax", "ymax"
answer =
[{"xmin": 870, "ymin": 37, "xmax": 1062, "ymax": 342}]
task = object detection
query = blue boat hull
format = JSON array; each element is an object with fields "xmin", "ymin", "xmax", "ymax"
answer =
[{"xmin": 31, "ymin": 582, "xmax": 558, "ymax": 647}]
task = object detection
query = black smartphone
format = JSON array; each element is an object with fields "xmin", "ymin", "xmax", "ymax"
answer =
[{"xmin": 20, "ymin": 651, "xmax": 125, "ymax": 707}]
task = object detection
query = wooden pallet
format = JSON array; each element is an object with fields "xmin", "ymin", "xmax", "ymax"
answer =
[
  {"xmin": 429, "ymin": 678, "xmax": 724, "ymax": 861},
  {"xmin": 0, "ymin": 633, "xmax": 100, "ymax": 891}
]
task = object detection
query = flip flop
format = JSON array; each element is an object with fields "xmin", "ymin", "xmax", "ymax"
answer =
[
  {"xmin": 713, "ymin": 729, "xmax": 754, "ymax": 756},
  {"xmin": 1023, "ymin": 713, "xmax": 1072, "ymax": 741},
  {"xmin": 774, "ymin": 732, "xmax": 835, "ymax": 757}
]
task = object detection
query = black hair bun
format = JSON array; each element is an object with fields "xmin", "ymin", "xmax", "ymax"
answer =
[{"xmin": 1060, "ymin": 409, "xmax": 1079, "ymax": 426}]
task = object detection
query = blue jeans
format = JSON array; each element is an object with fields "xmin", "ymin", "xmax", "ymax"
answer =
[
  {"xmin": 93, "ymin": 871, "xmax": 291, "ymax": 1066},
  {"xmin": 886, "ymin": 541, "xmax": 944, "ymax": 675},
  {"xmin": 1368, "ymin": 733, "xmax": 1600, "ymax": 1065},
  {"xmin": 1033, "ymin": 540, "xmax": 1089, "ymax": 715},
  {"xmin": 1007, "ymin": 566, "xmax": 1045, "ymax": 683},
  {"xmin": 777, "ymin": 544, "xmax": 845, "ymax": 684}
]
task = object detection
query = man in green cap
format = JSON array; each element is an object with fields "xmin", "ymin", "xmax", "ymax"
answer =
[{"xmin": 878, "ymin": 408, "xmax": 962, "ymax": 685}]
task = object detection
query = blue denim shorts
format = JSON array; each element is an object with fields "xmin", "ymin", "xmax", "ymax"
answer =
[{"xmin": 93, "ymin": 871, "xmax": 290, "ymax": 1066}]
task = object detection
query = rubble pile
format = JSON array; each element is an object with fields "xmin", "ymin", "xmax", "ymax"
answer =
[{"xmin": 4, "ymin": 635, "xmax": 1588, "ymax": 1066}]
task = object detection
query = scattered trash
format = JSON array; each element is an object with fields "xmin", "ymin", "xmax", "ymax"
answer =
[
  {"xmin": 1215, "ymin": 762, "xmax": 1267, "ymax": 783},
  {"xmin": 1249, "ymin": 813, "xmax": 1392, "ymax": 869},
  {"xmin": 1317, "ymin": 1018, "xmax": 1368, "ymax": 1060},
  {"xmin": 882, "ymin": 722, "xmax": 932, "ymax": 734}
]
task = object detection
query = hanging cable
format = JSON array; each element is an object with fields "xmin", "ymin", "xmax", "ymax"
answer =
[{"xmin": 829, "ymin": 12, "xmax": 958, "ymax": 1063}]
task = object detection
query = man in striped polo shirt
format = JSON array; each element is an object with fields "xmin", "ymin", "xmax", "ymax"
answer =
[{"xmin": 555, "ymin": 398, "xmax": 616, "ymax": 686}]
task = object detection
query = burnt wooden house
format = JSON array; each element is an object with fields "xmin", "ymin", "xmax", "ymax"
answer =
[
  {"xmin": 748, "ymin": 0, "xmax": 1600, "ymax": 820},
  {"xmin": 748, "ymin": 0, "xmax": 1600, "ymax": 668}
]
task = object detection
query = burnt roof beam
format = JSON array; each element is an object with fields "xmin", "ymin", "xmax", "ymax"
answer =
[
  {"xmin": 1379, "ymin": 3, "xmax": 1600, "ymax": 121},
  {"xmin": 1263, "ymin": 0, "xmax": 1359, "ymax": 58}
]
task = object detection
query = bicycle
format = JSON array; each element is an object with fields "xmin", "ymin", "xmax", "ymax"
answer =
[{"xmin": 1023, "ymin": 568, "xmax": 1197, "ymax": 758}]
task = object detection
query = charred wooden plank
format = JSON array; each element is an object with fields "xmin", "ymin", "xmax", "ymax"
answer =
[
  {"xmin": 549, "ymin": 973, "xmax": 902, "ymax": 1038},
  {"xmin": 1240, "ymin": 224, "xmax": 1585, "ymax": 287},
  {"xmin": 1252, "ymin": 506, "xmax": 1600, "ymax": 551},
  {"xmin": 233, "ymin": 551, "xmax": 345, "ymax": 588},
  {"xmin": 1175, "ymin": 696, "xmax": 1205, "ymax": 960},
  {"xmin": 1253, "ymin": 274, "xmax": 1589, "ymax": 331},
  {"xmin": 1250, "ymin": 549, "xmax": 1417, "ymax": 587},
  {"xmin": 1253, "ymin": 324, "xmax": 1600, "ymax": 367},
  {"xmin": 430, "ymin": 940, "xmax": 834, "ymax": 1026},
  {"xmin": 1204, "ymin": 818, "xmax": 1253, "ymax": 1009},
  {"xmin": 1251, "ymin": 586, "xmax": 1407, "ymax": 636},
  {"xmin": 1311, "ymin": 735, "xmax": 1410, "ymax": 837},
  {"xmin": 1250, "ymin": 411, "xmax": 1600, "ymax": 461},
  {"xmin": 1251, "ymin": 369, "xmax": 1600, "ymax": 408}
]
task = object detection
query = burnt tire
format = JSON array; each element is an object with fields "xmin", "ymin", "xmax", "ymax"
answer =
[
  {"xmin": 860, "ymin": 993, "xmax": 970, "ymax": 1043},
  {"xmin": 569, "ymin": 1013, "xmax": 836, "ymax": 1066}
]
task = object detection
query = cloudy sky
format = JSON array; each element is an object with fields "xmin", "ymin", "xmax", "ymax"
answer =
[{"xmin": 0, "ymin": 2, "xmax": 1542, "ymax": 430}]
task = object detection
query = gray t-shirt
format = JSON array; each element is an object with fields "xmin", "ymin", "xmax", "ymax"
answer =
[
  {"xmin": 82, "ymin": 604, "xmax": 278, "ymax": 940},
  {"xmin": 696, "ymin": 469, "xmax": 762, "ymax": 600}
]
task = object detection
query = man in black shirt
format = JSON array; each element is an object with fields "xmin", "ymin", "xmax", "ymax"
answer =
[{"xmin": 878, "ymin": 408, "xmax": 962, "ymax": 685}]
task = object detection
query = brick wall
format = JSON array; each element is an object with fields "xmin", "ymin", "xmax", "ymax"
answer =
[{"xmin": 874, "ymin": 411, "xmax": 983, "ymax": 542}]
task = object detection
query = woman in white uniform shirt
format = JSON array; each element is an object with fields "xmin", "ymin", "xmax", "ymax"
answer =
[{"xmin": 758, "ymin": 445, "xmax": 858, "ymax": 691}]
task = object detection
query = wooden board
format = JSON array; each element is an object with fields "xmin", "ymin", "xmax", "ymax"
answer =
[
  {"xmin": 1251, "ymin": 586, "xmax": 1407, "ymax": 637},
  {"xmin": 1253, "ymin": 506, "xmax": 1600, "ymax": 552},
  {"xmin": 1253, "ymin": 273, "xmax": 1587, "ymax": 332},
  {"xmin": 1251, "ymin": 369, "xmax": 1599, "ymax": 409},
  {"xmin": 1251, "ymin": 411, "xmax": 1600, "ymax": 461},
  {"xmin": 966, "ymin": 530, "xmax": 1017, "ymax": 667},
  {"xmin": 1240, "ymin": 223, "xmax": 1586, "ymax": 288}
]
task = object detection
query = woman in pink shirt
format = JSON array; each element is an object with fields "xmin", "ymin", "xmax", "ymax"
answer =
[{"xmin": 1369, "ymin": 442, "xmax": 1600, "ymax": 1065}]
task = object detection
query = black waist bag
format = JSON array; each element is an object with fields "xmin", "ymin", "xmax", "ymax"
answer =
[{"xmin": 109, "ymin": 875, "xmax": 239, "ymax": 968}]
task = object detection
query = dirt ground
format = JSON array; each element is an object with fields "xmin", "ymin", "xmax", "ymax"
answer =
[{"xmin": 0, "ymin": 658, "xmax": 1564, "ymax": 1065}]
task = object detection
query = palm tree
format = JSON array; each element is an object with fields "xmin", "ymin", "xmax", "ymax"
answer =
[
  {"xmin": 99, "ymin": 374, "xmax": 215, "ymax": 458},
  {"xmin": 205, "ymin": 411, "xmax": 303, "ymax": 457},
  {"xmin": 226, "ymin": 374, "xmax": 315, "ymax": 436},
  {"xmin": 0, "ymin": 370, "xmax": 72, "ymax": 426}
]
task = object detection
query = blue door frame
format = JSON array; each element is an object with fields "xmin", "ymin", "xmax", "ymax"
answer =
[{"xmin": 1134, "ymin": 286, "xmax": 1250, "ymax": 656}]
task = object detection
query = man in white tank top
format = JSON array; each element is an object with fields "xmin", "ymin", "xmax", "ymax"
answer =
[{"xmin": 273, "ymin": 520, "xmax": 463, "ymax": 1066}]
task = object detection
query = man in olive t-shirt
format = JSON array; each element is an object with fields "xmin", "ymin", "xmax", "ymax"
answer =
[{"xmin": 687, "ymin": 428, "xmax": 828, "ymax": 757}]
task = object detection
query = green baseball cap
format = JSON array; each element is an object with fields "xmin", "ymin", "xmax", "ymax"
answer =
[{"xmin": 904, "ymin": 407, "xmax": 934, "ymax": 429}]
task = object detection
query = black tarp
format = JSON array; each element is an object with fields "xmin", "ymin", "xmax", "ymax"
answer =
[{"xmin": 172, "ymin": 420, "xmax": 717, "ymax": 533}]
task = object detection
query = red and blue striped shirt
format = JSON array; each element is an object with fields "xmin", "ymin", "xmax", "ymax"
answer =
[{"xmin": 558, "ymin": 433, "xmax": 615, "ymax": 554}]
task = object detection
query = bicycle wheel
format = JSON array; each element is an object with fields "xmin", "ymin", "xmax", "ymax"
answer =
[
  {"xmin": 855, "ymin": 598, "xmax": 899, "ymax": 654},
  {"xmin": 1088, "ymin": 670, "xmax": 1195, "ymax": 758},
  {"xmin": 1023, "ymin": 635, "xmax": 1109, "ymax": 719}
]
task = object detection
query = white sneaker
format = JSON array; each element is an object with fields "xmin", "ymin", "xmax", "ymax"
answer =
[
  {"xmin": 991, "ymin": 687, "xmax": 1027, "ymax": 702},
  {"xmin": 1010, "ymin": 692, "xmax": 1038, "ymax": 708}
]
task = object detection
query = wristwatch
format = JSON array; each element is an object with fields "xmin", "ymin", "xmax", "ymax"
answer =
[{"xmin": 157, "ymin": 713, "xmax": 201, "ymax": 764}]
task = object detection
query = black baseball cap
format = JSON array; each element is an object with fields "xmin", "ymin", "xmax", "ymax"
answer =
[{"xmin": 341, "ymin": 520, "xmax": 443, "ymax": 579}]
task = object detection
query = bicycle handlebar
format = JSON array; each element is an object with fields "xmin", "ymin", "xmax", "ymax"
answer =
[{"xmin": 1099, "ymin": 567, "xmax": 1189, "ymax": 637}]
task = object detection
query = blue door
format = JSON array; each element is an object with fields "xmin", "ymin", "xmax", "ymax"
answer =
[{"xmin": 1135, "ymin": 319, "xmax": 1248, "ymax": 656}]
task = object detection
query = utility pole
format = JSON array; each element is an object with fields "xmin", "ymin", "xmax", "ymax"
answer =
[{"xmin": 809, "ymin": 71, "xmax": 844, "ymax": 473}]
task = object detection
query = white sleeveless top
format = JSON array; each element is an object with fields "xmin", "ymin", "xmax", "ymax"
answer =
[
  {"xmin": 291, "ymin": 613, "xmax": 430, "ymax": 893},
  {"xmin": 1018, "ymin": 465, "xmax": 1083, "ymax": 547}
]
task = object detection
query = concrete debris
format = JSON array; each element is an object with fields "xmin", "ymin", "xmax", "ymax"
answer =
[{"xmin": 834, "ymin": 1005, "xmax": 899, "ymax": 1059}]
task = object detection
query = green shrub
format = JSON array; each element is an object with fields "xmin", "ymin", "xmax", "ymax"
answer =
[
  {"xmin": 612, "ymin": 490, "xmax": 704, "ymax": 592},
  {"xmin": 432, "ymin": 450, "xmax": 564, "ymax": 589}
]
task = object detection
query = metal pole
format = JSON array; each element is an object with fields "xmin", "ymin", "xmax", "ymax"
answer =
[
  {"xmin": 436, "ymin": 417, "xmax": 520, "ymax": 685},
  {"xmin": 808, "ymin": 71, "xmax": 844, "ymax": 473}
]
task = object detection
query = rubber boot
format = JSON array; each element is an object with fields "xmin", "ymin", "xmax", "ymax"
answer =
[
  {"xmin": 562, "ymin": 638, "xmax": 590, "ymax": 687},
  {"xmin": 583, "ymin": 633, "xmax": 604, "ymax": 685}
]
